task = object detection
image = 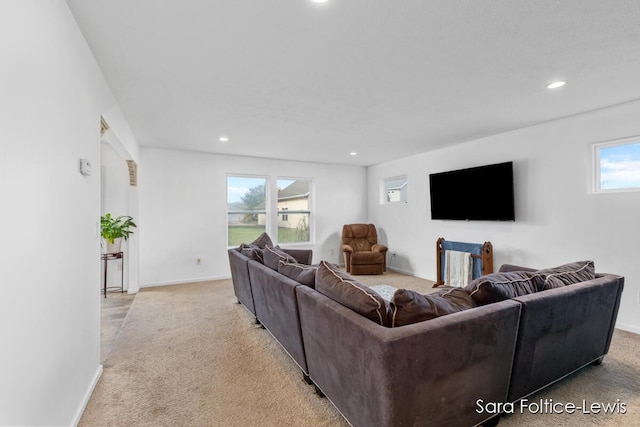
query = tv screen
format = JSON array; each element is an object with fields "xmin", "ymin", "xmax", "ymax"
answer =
[{"xmin": 429, "ymin": 161, "xmax": 515, "ymax": 221}]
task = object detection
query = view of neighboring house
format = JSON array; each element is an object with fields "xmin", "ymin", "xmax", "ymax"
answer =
[{"xmin": 277, "ymin": 180, "xmax": 310, "ymax": 230}]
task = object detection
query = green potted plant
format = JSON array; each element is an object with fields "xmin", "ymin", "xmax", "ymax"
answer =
[{"xmin": 101, "ymin": 213, "xmax": 137, "ymax": 253}]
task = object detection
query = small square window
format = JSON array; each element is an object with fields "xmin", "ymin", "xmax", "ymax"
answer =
[
  {"xmin": 383, "ymin": 176, "xmax": 408, "ymax": 203},
  {"xmin": 593, "ymin": 138, "xmax": 640, "ymax": 193}
]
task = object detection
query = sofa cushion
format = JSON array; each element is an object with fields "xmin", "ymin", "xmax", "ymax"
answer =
[
  {"xmin": 315, "ymin": 261, "xmax": 389, "ymax": 326},
  {"xmin": 389, "ymin": 287, "xmax": 476, "ymax": 327},
  {"xmin": 239, "ymin": 244, "xmax": 264, "ymax": 263},
  {"xmin": 251, "ymin": 232, "xmax": 274, "ymax": 249},
  {"xmin": 465, "ymin": 271, "xmax": 542, "ymax": 306},
  {"xmin": 263, "ymin": 245, "xmax": 298, "ymax": 271},
  {"xmin": 536, "ymin": 260, "xmax": 596, "ymax": 290},
  {"xmin": 277, "ymin": 261, "xmax": 318, "ymax": 288}
]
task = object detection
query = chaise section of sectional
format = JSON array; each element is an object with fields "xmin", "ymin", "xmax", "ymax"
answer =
[
  {"xmin": 507, "ymin": 273, "xmax": 624, "ymax": 403},
  {"xmin": 248, "ymin": 259, "xmax": 310, "ymax": 375},
  {"xmin": 296, "ymin": 285, "xmax": 522, "ymax": 427}
]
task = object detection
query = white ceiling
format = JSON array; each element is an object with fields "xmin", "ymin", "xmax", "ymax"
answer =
[{"xmin": 66, "ymin": 0, "xmax": 640, "ymax": 166}]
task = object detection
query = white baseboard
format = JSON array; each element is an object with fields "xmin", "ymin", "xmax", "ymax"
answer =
[
  {"xmin": 141, "ymin": 275, "xmax": 231, "ymax": 288},
  {"xmin": 72, "ymin": 364, "xmax": 103, "ymax": 426},
  {"xmin": 615, "ymin": 322, "xmax": 640, "ymax": 335}
]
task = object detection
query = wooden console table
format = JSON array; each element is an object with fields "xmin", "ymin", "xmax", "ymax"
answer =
[{"xmin": 101, "ymin": 251, "xmax": 124, "ymax": 298}]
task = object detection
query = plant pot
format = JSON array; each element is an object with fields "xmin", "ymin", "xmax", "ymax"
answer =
[{"xmin": 106, "ymin": 238, "xmax": 123, "ymax": 254}]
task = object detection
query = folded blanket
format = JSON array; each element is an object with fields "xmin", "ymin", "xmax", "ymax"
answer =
[{"xmin": 445, "ymin": 250, "xmax": 472, "ymax": 287}]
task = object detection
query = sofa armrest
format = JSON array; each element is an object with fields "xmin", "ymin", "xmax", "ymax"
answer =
[
  {"xmin": 228, "ymin": 249, "xmax": 256, "ymax": 315},
  {"xmin": 296, "ymin": 286, "xmax": 521, "ymax": 427},
  {"xmin": 342, "ymin": 244, "xmax": 353, "ymax": 253},
  {"xmin": 283, "ymin": 249, "xmax": 313, "ymax": 265}
]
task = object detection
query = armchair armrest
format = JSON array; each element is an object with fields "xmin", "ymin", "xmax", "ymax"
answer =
[
  {"xmin": 372, "ymin": 244, "xmax": 388, "ymax": 253},
  {"xmin": 342, "ymin": 244, "xmax": 353, "ymax": 253}
]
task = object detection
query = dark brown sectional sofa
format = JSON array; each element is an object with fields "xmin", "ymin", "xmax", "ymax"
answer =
[{"xmin": 228, "ymin": 239, "xmax": 624, "ymax": 427}]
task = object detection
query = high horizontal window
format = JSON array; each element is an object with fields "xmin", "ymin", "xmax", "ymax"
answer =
[{"xmin": 593, "ymin": 138, "xmax": 640, "ymax": 193}]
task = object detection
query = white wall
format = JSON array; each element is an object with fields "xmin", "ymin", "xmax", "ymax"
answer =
[
  {"xmin": 0, "ymin": 1, "xmax": 138, "ymax": 425},
  {"xmin": 368, "ymin": 100, "xmax": 640, "ymax": 333},
  {"xmin": 139, "ymin": 148, "xmax": 367, "ymax": 286}
]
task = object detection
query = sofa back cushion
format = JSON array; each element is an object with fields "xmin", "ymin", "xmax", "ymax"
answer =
[
  {"xmin": 389, "ymin": 287, "xmax": 476, "ymax": 327},
  {"xmin": 536, "ymin": 260, "xmax": 595, "ymax": 290},
  {"xmin": 263, "ymin": 245, "xmax": 298, "ymax": 270},
  {"xmin": 278, "ymin": 261, "xmax": 318, "ymax": 288},
  {"xmin": 315, "ymin": 261, "xmax": 389, "ymax": 326},
  {"xmin": 251, "ymin": 232, "xmax": 274, "ymax": 249},
  {"xmin": 239, "ymin": 244, "xmax": 264, "ymax": 263},
  {"xmin": 465, "ymin": 271, "xmax": 542, "ymax": 306}
]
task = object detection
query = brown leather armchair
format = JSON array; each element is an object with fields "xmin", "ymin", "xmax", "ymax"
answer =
[{"xmin": 341, "ymin": 224, "xmax": 388, "ymax": 275}]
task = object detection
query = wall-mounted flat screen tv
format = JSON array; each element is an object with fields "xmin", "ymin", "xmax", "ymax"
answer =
[{"xmin": 429, "ymin": 161, "xmax": 515, "ymax": 221}]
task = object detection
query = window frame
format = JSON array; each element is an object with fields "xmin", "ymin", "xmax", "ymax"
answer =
[
  {"xmin": 276, "ymin": 177, "xmax": 314, "ymax": 246},
  {"xmin": 593, "ymin": 136, "xmax": 640, "ymax": 194},
  {"xmin": 382, "ymin": 175, "xmax": 408, "ymax": 204},
  {"xmin": 226, "ymin": 174, "xmax": 269, "ymax": 248}
]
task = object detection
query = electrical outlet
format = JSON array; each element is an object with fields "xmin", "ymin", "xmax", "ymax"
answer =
[{"xmin": 330, "ymin": 249, "xmax": 335, "ymax": 255}]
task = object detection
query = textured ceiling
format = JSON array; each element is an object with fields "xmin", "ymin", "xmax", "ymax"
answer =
[{"xmin": 66, "ymin": 0, "xmax": 640, "ymax": 166}]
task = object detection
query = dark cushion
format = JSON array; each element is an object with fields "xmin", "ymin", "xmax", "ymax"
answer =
[
  {"xmin": 465, "ymin": 271, "xmax": 542, "ymax": 306},
  {"xmin": 350, "ymin": 251, "xmax": 385, "ymax": 265},
  {"xmin": 277, "ymin": 261, "xmax": 318, "ymax": 288},
  {"xmin": 263, "ymin": 245, "xmax": 297, "ymax": 270},
  {"xmin": 239, "ymin": 244, "xmax": 263, "ymax": 263},
  {"xmin": 389, "ymin": 287, "xmax": 476, "ymax": 327},
  {"xmin": 536, "ymin": 260, "xmax": 595, "ymax": 290},
  {"xmin": 315, "ymin": 261, "xmax": 389, "ymax": 326},
  {"xmin": 251, "ymin": 232, "xmax": 273, "ymax": 249}
]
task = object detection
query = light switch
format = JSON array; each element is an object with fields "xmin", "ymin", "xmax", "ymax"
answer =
[{"xmin": 79, "ymin": 158, "xmax": 92, "ymax": 176}]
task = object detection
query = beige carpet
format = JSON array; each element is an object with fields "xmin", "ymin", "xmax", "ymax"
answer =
[{"xmin": 81, "ymin": 273, "xmax": 640, "ymax": 426}]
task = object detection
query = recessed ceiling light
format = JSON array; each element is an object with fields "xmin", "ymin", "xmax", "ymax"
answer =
[
  {"xmin": 350, "ymin": 152, "xmax": 357, "ymax": 156},
  {"xmin": 219, "ymin": 136, "xmax": 229, "ymax": 143},
  {"xmin": 546, "ymin": 81, "xmax": 566, "ymax": 89},
  {"xmin": 312, "ymin": 0, "xmax": 329, "ymax": 3}
]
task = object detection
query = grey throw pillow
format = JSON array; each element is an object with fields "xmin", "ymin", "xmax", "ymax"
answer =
[
  {"xmin": 277, "ymin": 261, "xmax": 318, "ymax": 288},
  {"xmin": 263, "ymin": 245, "xmax": 297, "ymax": 271},
  {"xmin": 536, "ymin": 260, "xmax": 595, "ymax": 290},
  {"xmin": 465, "ymin": 271, "xmax": 542, "ymax": 306},
  {"xmin": 390, "ymin": 287, "xmax": 476, "ymax": 327},
  {"xmin": 315, "ymin": 261, "xmax": 389, "ymax": 326}
]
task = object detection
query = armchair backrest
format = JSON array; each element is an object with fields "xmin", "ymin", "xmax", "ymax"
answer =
[{"xmin": 342, "ymin": 224, "xmax": 378, "ymax": 252}]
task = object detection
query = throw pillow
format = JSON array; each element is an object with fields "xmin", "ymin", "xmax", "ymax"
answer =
[
  {"xmin": 239, "ymin": 243, "xmax": 264, "ymax": 263},
  {"xmin": 389, "ymin": 287, "xmax": 476, "ymax": 327},
  {"xmin": 277, "ymin": 261, "xmax": 318, "ymax": 288},
  {"xmin": 315, "ymin": 261, "xmax": 389, "ymax": 326},
  {"xmin": 536, "ymin": 260, "xmax": 595, "ymax": 290},
  {"xmin": 465, "ymin": 271, "xmax": 542, "ymax": 306},
  {"xmin": 263, "ymin": 245, "xmax": 298, "ymax": 271},
  {"xmin": 251, "ymin": 232, "xmax": 274, "ymax": 249}
]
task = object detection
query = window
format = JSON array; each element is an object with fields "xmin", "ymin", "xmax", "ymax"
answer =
[
  {"xmin": 593, "ymin": 138, "xmax": 640, "ymax": 193},
  {"xmin": 383, "ymin": 175, "xmax": 408, "ymax": 203},
  {"xmin": 227, "ymin": 175, "xmax": 268, "ymax": 246},
  {"xmin": 227, "ymin": 176, "xmax": 313, "ymax": 247},
  {"xmin": 277, "ymin": 178, "xmax": 312, "ymax": 244}
]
